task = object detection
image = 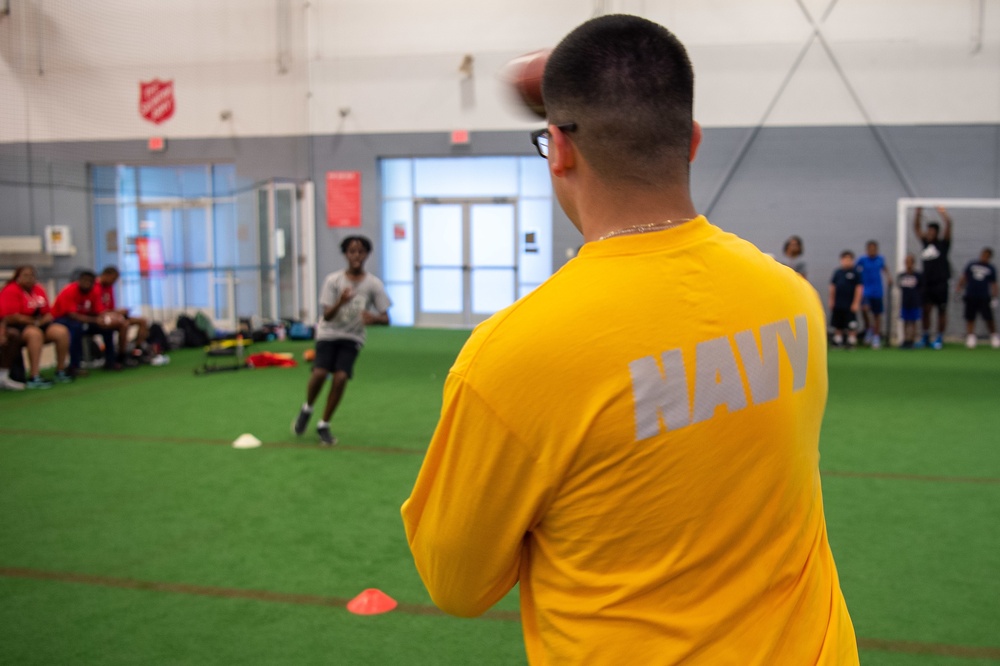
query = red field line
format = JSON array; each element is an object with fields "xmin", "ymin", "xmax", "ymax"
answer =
[
  {"xmin": 821, "ymin": 469, "xmax": 1000, "ymax": 485},
  {"xmin": 2, "ymin": 566, "xmax": 997, "ymax": 658},
  {"xmin": 0, "ymin": 428, "xmax": 423, "ymax": 455},
  {"xmin": 5, "ymin": 428, "xmax": 1000, "ymax": 477},
  {"xmin": 0, "ymin": 566, "xmax": 517, "ymax": 621}
]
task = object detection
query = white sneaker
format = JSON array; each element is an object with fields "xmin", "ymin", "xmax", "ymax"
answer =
[
  {"xmin": 150, "ymin": 354, "xmax": 170, "ymax": 366},
  {"xmin": 0, "ymin": 375, "xmax": 26, "ymax": 391},
  {"xmin": 966, "ymin": 334, "xmax": 977, "ymax": 349},
  {"xmin": 992, "ymin": 333, "xmax": 1000, "ymax": 349}
]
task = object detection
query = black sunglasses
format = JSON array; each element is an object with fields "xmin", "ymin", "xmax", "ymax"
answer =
[{"xmin": 530, "ymin": 123, "xmax": 577, "ymax": 158}]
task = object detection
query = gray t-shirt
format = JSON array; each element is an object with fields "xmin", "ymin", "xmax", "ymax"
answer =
[{"xmin": 316, "ymin": 270, "xmax": 391, "ymax": 344}]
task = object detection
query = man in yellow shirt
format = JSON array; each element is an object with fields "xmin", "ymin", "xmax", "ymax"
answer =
[{"xmin": 402, "ymin": 14, "xmax": 858, "ymax": 665}]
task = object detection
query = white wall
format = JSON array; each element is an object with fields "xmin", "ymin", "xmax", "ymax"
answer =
[{"xmin": 1, "ymin": 0, "xmax": 997, "ymax": 143}]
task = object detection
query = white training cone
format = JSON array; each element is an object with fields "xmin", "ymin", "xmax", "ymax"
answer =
[{"xmin": 232, "ymin": 433, "xmax": 262, "ymax": 449}]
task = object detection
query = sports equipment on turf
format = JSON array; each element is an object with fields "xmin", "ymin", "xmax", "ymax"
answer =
[
  {"xmin": 232, "ymin": 433, "xmax": 262, "ymax": 449},
  {"xmin": 503, "ymin": 49, "xmax": 549, "ymax": 118}
]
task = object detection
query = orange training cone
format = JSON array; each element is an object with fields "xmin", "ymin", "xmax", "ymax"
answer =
[{"xmin": 346, "ymin": 588, "xmax": 397, "ymax": 615}]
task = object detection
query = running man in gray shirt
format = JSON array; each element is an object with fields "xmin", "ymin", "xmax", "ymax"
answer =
[{"xmin": 293, "ymin": 235, "xmax": 391, "ymax": 445}]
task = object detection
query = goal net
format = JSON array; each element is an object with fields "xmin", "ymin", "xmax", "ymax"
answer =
[{"xmin": 893, "ymin": 198, "xmax": 1000, "ymax": 344}]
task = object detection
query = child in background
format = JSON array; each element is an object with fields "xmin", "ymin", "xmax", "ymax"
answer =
[
  {"xmin": 781, "ymin": 235, "xmax": 807, "ymax": 277},
  {"xmin": 956, "ymin": 247, "xmax": 1000, "ymax": 349},
  {"xmin": 829, "ymin": 250, "xmax": 863, "ymax": 348},
  {"xmin": 856, "ymin": 240, "xmax": 892, "ymax": 349},
  {"xmin": 897, "ymin": 253, "xmax": 923, "ymax": 349}
]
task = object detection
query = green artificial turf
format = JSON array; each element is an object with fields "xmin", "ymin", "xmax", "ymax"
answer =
[{"xmin": 1, "ymin": 331, "xmax": 998, "ymax": 665}]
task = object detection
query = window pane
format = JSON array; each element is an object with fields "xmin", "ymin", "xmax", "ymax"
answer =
[
  {"xmin": 519, "ymin": 198, "xmax": 554, "ymax": 285},
  {"xmin": 414, "ymin": 157, "xmax": 518, "ymax": 198},
  {"xmin": 382, "ymin": 199, "xmax": 413, "ymax": 283},
  {"xmin": 421, "ymin": 268, "xmax": 463, "ymax": 313},
  {"xmin": 519, "ymin": 157, "xmax": 552, "ymax": 198},
  {"xmin": 381, "ymin": 159, "xmax": 413, "ymax": 199},
  {"xmin": 419, "ymin": 204, "xmax": 462, "ymax": 268},
  {"xmin": 213, "ymin": 164, "xmax": 237, "ymax": 197},
  {"xmin": 471, "ymin": 204, "xmax": 515, "ymax": 267},
  {"xmin": 386, "ymin": 283, "xmax": 414, "ymax": 326},
  {"xmin": 472, "ymin": 268, "xmax": 515, "ymax": 314}
]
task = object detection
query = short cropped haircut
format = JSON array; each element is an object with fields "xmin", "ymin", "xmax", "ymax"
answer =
[
  {"xmin": 340, "ymin": 235, "xmax": 372, "ymax": 254},
  {"xmin": 101, "ymin": 266, "xmax": 120, "ymax": 277},
  {"xmin": 840, "ymin": 250, "xmax": 854, "ymax": 259},
  {"xmin": 983, "ymin": 247, "xmax": 994, "ymax": 259},
  {"xmin": 928, "ymin": 222, "xmax": 941, "ymax": 232},
  {"xmin": 543, "ymin": 14, "xmax": 694, "ymax": 186}
]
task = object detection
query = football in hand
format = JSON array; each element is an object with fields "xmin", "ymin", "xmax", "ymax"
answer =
[{"xmin": 503, "ymin": 49, "xmax": 550, "ymax": 119}]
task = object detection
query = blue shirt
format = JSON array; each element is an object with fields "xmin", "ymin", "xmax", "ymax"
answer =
[{"xmin": 855, "ymin": 255, "xmax": 886, "ymax": 298}]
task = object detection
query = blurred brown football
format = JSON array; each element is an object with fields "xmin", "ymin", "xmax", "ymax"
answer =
[{"xmin": 504, "ymin": 49, "xmax": 549, "ymax": 119}]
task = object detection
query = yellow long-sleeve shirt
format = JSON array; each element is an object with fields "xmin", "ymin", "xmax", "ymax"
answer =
[{"xmin": 402, "ymin": 217, "xmax": 858, "ymax": 665}]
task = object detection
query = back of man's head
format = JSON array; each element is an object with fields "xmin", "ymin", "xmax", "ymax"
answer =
[{"xmin": 543, "ymin": 14, "xmax": 694, "ymax": 187}]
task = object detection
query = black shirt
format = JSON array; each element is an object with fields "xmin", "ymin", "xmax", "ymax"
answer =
[
  {"xmin": 898, "ymin": 271, "xmax": 923, "ymax": 309},
  {"xmin": 831, "ymin": 267, "xmax": 861, "ymax": 309},
  {"xmin": 920, "ymin": 238, "xmax": 951, "ymax": 284}
]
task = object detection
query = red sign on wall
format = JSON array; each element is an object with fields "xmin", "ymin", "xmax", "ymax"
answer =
[
  {"xmin": 140, "ymin": 79, "xmax": 175, "ymax": 125},
  {"xmin": 326, "ymin": 171, "xmax": 362, "ymax": 228},
  {"xmin": 135, "ymin": 237, "xmax": 165, "ymax": 276}
]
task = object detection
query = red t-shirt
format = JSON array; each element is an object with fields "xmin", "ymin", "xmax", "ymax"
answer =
[
  {"xmin": 0, "ymin": 282, "xmax": 51, "ymax": 318},
  {"xmin": 92, "ymin": 282, "xmax": 116, "ymax": 313},
  {"xmin": 51, "ymin": 282, "xmax": 100, "ymax": 319}
]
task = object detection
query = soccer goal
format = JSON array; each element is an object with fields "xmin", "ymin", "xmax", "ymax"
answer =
[{"xmin": 893, "ymin": 197, "xmax": 1000, "ymax": 344}]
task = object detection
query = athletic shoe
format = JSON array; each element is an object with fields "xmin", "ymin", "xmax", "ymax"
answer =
[
  {"xmin": 317, "ymin": 424, "xmax": 337, "ymax": 447},
  {"xmin": 966, "ymin": 334, "xmax": 977, "ymax": 349},
  {"xmin": 932, "ymin": 335, "xmax": 943, "ymax": 350},
  {"xmin": 293, "ymin": 408, "xmax": 312, "ymax": 436},
  {"xmin": 0, "ymin": 375, "xmax": 26, "ymax": 391},
  {"xmin": 915, "ymin": 334, "xmax": 929, "ymax": 349},
  {"xmin": 26, "ymin": 375, "xmax": 53, "ymax": 390},
  {"xmin": 992, "ymin": 333, "xmax": 1000, "ymax": 349},
  {"xmin": 871, "ymin": 335, "xmax": 881, "ymax": 350},
  {"xmin": 150, "ymin": 354, "xmax": 170, "ymax": 366},
  {"xmin": 54, "ymin": 370, "xmax": 74, "ymax": 383}
]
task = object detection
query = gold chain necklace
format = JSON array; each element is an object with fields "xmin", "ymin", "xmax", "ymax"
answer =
[{"xmin": 597, "ymin": 218, "xmax": 694, "ymax": 241}]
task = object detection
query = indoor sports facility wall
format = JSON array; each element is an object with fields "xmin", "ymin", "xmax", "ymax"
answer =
[{"xmin": 1, "ymin": 0, "xmax": 998, "ymax": 335}]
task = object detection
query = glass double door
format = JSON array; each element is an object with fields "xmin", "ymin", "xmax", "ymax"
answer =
[
  {"xmin": 415, "ymin": 200, "xmax": 517, "ymax": 327},
  {"xmin": 137, "ymin": 203, "xmax": 219, "ymax": 323}
]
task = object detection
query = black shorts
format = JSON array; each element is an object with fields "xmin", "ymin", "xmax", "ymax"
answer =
[
  {"xmin": 831, "ymin": 308, "xmax": 859, "ymax": 331},
  {"xmin": 923, "ymin": 282, "xmax": 949, "ymax": 308},
  {"xmin": 6, "ymin": 321, "xmax": 52, "ymax": 334},
  {"xmin": 314, "ymin": 339, "xmax": 361, "ymax": 378},
  {"xmin": 862, "ymin": 296, "xmax": 884, "ymax": 315},
  {"xmin": 963, "ymin": 297, "xmax": 994, "ymax": 323}
]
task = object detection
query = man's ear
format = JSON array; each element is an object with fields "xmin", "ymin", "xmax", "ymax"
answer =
[
  {"xmin": 690, "ymin": 121, "xmax": 702, "ymax": 163},
  {"xmin": 549, "ymin": 124, "xmax": 576, "ymax": 177}
]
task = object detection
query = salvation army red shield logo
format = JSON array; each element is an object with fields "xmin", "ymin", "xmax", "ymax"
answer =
[{"xmin": 139, "ymin": 79, "xmax": 175, "ymax": 125}]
